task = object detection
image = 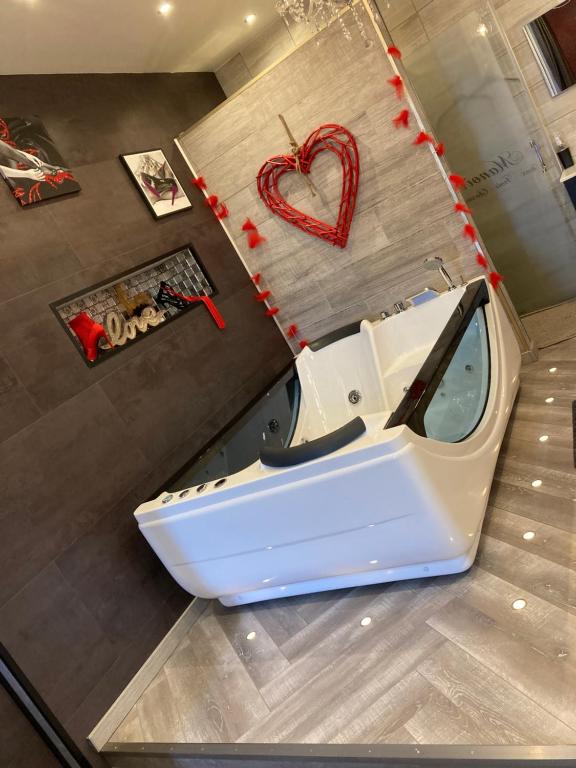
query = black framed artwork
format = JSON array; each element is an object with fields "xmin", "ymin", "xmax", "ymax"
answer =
[
  {"xmin": 0, "ymin": 116, "xmax": 81, "ymax": 206},
  {"xmin": 120, "ymin": 148, "xmax": 192, "ymax": 219}
]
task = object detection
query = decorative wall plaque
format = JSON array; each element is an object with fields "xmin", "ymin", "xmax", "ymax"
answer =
[{"xmin": 51, "ymin": 245, "xmax": 216, "ymax": 366}]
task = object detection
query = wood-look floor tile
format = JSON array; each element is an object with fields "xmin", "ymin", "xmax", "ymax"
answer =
[
  {"xmin": 427, "ymin": 598, "xmax": 576, "ymax": 731},
  {"xmin": 416, "ymin": 641, "xmax": 576, "ymax": 745}
]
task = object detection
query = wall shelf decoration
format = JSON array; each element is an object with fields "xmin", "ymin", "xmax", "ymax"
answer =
[{"xmin": 51, "ymin": 245, "xmax": 216, "ymax": 367}]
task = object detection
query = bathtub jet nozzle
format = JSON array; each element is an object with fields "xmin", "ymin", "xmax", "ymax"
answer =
[{"xmin": 423, "ymin": 256, "xmax": 457, "ymax": 291}]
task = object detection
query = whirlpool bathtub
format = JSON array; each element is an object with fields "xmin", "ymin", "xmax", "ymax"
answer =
[{"xmin": 135, "ymin": 277, "xmax": 521, "ymax": 606}]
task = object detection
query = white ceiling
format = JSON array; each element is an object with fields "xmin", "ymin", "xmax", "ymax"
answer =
[{"xmin": 0, "ymin": 0, "xmax": 280, "ymax": 75}]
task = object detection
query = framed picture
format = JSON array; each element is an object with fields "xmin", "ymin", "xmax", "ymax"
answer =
[
  {"xmin": 120, "ymin": 149, "xmax": 192, "ymax": 219},
  {"xmin": 0, "ymin": 116, "xmax": 81, "ymax": 206}
]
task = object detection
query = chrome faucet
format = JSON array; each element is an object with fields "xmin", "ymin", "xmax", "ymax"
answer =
[{"xmin": 423, "ymin": 256, "xmax": 457, "ymax": 291}]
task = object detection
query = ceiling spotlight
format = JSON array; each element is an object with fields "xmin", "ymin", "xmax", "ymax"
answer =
[
  {"xmin": 523, "ymin": 531, "xmax": 535, "ymax": 541},
  {"xmin": 158, "ymin": 3, "xmax": 173, "ymax": 16},
  {"xmin": 539, "ymin": 435, "xmax": 549, "ymax": 443},
  {"xmin": 512, "ymin": 599, "xmax": 527, "ymax": 610},
  {"xmin": 360, "ymin": 616, "xmax": 372, "ymax": 627},
  {"xmin": 549, "ymin": 367, "xmax": 558, "ymax": 373},
  {"xmin": 246, "ymin": 631, "xmax": 256, "ymax": 640},
  {"xmin": 532, "ymin": 479, "xmax": 543, "ymax": 488},
  {"xmin": 545, "ymin": 397, "xmax": 555, "ymax": 403},
  {"xmin": 244, "ymin": 13, "xmax": 257, "ymax": 24},
  {"xmin": 369, "ymin": 559, "xmax": 379, "ymax": 565}
]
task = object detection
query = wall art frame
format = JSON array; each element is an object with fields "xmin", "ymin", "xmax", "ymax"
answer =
[
  {"xmin": 0, "ymin": 115, "xmax": 81, "ymax": 206},
  {"xmin": 50, "ymin": 244, "xmax": 216, "ymax": 367},
  {"xmin": 120, "ymin": 148, "xmax": 192, "ymax": 219}
]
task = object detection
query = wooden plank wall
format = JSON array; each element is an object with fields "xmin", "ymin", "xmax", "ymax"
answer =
[{"xmin": 179, "ymin": 3, "xmax": 485, "ymax": 349}]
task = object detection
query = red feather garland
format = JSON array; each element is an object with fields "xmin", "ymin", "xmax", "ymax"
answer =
[
  {"xmin": 435, "ymin": 142, "xmax": 445, "ymax": 157},
  {"xmin": 387, "ymin": 75, "xmax": 404, "ymax": 100},
  {"xmin": 248, "ymin": 230, "xmax": 267, "ymax": 249},
  {"xmin": 476, "ymin": 252, "xmax": 489, "ymax": 269},
  {"xmin": 414, "ymin": 131, "xmax": 434, "ymax": 145},
  {"xmin": 251, "ymin": 272, "xmax": 262, "ymax": 285},
  {"xmin": 449, "ymin": 174, "xmax": 466, "ymax": 189},
  {"xmin": 489, "ymin": 271, "xmax": 504, "ymax": 289},
  {"xmin": 215, "ymin": 203, "xmax": 229, "ymax": 219},
  {"xmin": 205, "ymin": 195, "xmax": 219, "ymax": 208},
  {"xmin": 265, "ymin": 307, "xmax": 280, "ymax": 317},
  {"xmin": 190, "ymin": 176, "xmax": 207, "ymax": 190},
  {"xmin": 454, "ymin": 202, "xmax": 472, "ymax": 214},
  {"xmin": 242, "ymin": 218, "xmax": 257, "ymax": 231},
  {"xmin": 392, "ymin": 109, "xmax": 410, "ymax": 129},
  {"xmin": 463, "ymin": 224, "xmax": 477, "ymax": 241},
  {"xmin": 387, "ymin": 45, "xmax": 402, "ymax": 59},
  {"xmin": 254, "ymin": 290, "xmax": 271, "ymax": 302},
  {"xmin": 287, "ymin": 324, "xmax": 298, "ymax": 338}
]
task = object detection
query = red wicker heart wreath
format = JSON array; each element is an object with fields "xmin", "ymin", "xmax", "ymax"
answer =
[{"xmin": 256, "ymin": 124, "xmax": 359, "ymax": 249}]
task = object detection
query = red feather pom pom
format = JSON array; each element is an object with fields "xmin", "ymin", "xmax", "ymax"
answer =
[
  {"xmin": 248, "ymin": 230, "xmax": 267, "ymax": 249},
  {"xmin": 215, "ymin": 203, "xmax": 229, "ymax": 219},
  {"xmin": 449, "ymin": 174, "xmax": 466, "ymax": 189},
  {"xmin": 242, "ymin": 218, "xmax": 257, "ymax": 231},
  {"xmin": 254, "ymin": 290, "xmax": 271, "ymax": 302},
  {"xmin": 387, "ymin": 45, "xmax": 402, "ymax": 59},
  {"xmin": 191, "ymin": 176, "xmax": 207, "ymax": 190},
  {"xmin": 435, "ymin": 142, "xmax": 445, "ymax": 157},
  {"xmin": 489, "ymin": 271, "xmax": 504, "ymax": 289},
  {"xmin": 287, "ymin": 324, "xmax": 298, "ymax": 338},
  {"xmin": 265, "ymin": 307, "xmax": 280, "ymax": 317},
  {"xmin": 392, "ymin": 109, "xmax": 410, "ymax": 129},
  {"xmin": 205, "ymin": 195, "xmax": 219, "ymax": 208},
  {"xmin": 463, "ymin": 224, "xmax": 477, "ymax": 242},
  {"xmin": 454, "ymin": 202, "xmax": 472, "ymax": 214},
  {"xmin": 414, "ymin": 131, "xmax": 434, "ymax": 145},
  {"xmin": 387, "ymin": 75, "xmax": 404, "ymax": 100},
  {"xmin": 476, "ymin": 252, "xmax": 489, "ymax": 269},
  {"xmin": 299, "ymin": 340, "xmax": 309, "ymax": 349},
  {"xmin": 251, "ymin": 272, "xmax": 262, "ymax": 285}
]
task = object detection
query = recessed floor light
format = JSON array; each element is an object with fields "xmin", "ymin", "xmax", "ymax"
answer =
[
  {"xmin": 158, "ymin": 2, "xmax": 173, "ymax": 15},
  {"xmin": 539, "ymin": 435, "xmax": 549, "ymax": 443},
  {"xmin": 549, "ymin": 367, "xmax": 558, "ymax": 373},
  {"xmin": 246, "ymin": 631, "xmax": 256, "ymax": 640},
  {"xmin": 360, "ymin": 616, "xmax": 372, "ymax": 627},
  {"xmin": 523, "ymin": 531, "xmax": 535, "ymax": 541},
  {"xmin": 512, "ymin": 599, "xmax": 527, "ymax": 610},
  {"xmin": 545, "ymin": 397, "xmax": 555, "ymax": 404},
  {"xmin": 531, "ymin": 479, "xmax": 542, "ymax": 488},
  {"xmin": 244, "ymin": 13, "xmax": 257, "ymax": 24}
]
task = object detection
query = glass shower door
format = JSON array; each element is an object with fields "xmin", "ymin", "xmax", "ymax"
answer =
[{"xmin": 394, "ymin": 5, "xmax": 576, "ymax": 315}]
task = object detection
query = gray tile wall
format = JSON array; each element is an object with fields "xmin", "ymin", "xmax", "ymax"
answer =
[
  {"xmin": 181, "ymin": 5, "xmax": 485, "ymax": 353},
  {"xmin": 0, "ymin": 73, "xmax": 292, "ymax": 767}
]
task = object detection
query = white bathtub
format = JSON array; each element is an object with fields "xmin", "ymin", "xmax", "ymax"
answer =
[{"xmin": 135, "ymin": 277, "xmax": 520, "ymax": 606}]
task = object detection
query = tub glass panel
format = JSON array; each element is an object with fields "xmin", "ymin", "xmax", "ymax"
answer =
[
  {"xmin": 423, "ymin": 308, "xmax": 489, "ymax": 442},
  {"xmin": 167, "ymin": 365, "xmax": 300, "ymax": 490}
]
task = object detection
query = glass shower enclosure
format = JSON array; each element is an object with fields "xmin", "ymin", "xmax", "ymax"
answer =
[{"xmin": 377, "ymin": 2, "xmax": 576, "ymax": 315}]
